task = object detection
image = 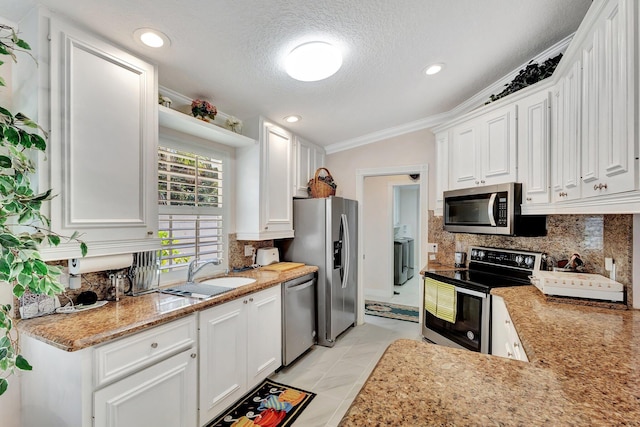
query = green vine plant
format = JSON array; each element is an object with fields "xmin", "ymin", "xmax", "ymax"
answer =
[{"xmin": 0, "ymin": 24, "xmax": 87, "ymax": 396}]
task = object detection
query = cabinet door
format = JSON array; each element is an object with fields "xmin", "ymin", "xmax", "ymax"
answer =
[
  {"xmin": 247, "ymin": 286, "xmax": 282, "ymax": 387},
  {"xmin": 48, "ymin": 18, "xmax": 158, "ymax": 258},
  {"xmin": 518, "ymin": 90, "xmax": 550, "ymax": 205},
  {"xmin": 434, "ymin": 131, "xmax": 449, "ymax": 215},
  {"xmin": 552, "ymin": 61, "xmax": 582, "ymax": 203},
  {"xmin": 199, "ymin": 298, "xmax": 247, "ymax": 426},
  {"xmin": 262, "ymin": 123, "xmax": 293, "ymax": 233},
  {"xmin": 449, "ymin": 122, "xmax": 481, "ymax": 189},
  {"xmin": 294, "ymin": 137, "xmax": 313, "ymax": 197},
  {"xmin": 480, "ymin": 104, "xmax": 517, "ymax": 186},
  {"xmin": 94, "ymin": 349, "xmax": 197, "ymax": 427},
  {"xmin": 595, "ymin": 0, "xmax": 635, "ymax": 195},
  {"xmin": 491, "ymin": 296, "xmax": 528, "ymax": 362}
]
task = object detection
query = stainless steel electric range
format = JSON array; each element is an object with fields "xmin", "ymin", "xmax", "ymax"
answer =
[{"xmin": 423, "ymin": 246, "xmax": 543, "ymax": 353}]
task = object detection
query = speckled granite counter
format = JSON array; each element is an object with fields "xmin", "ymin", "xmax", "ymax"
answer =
[
  {"xmin": 341, "ymin": 285, "xmax": 640, "ymax": 426},
  {"xmin": 17, "ymin": 266, "xmax": 317, "ymax": 351}
]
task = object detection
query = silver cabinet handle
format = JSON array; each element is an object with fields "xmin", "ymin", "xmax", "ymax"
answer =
[
  {"xmin": 513, "ymin": 342, "xmax": 520, "ymax": 348},
  {"xmin": 151, "ymin": 342, "xmax": 158, "ymax": 349},
  {"xmin": 481, "ymin": 180, "xmax": 485, "ymax": 184},
  {"xmin": 191, "ymin": 353, "xmax": 197, "ymax": 359},
  {"xmin": 507, "ymin": 351, "xmax": 513, "ymax": 358},
  {"xmin": 475, "ymin": 180, "xmax": 480, "ymax": 185},
  {"xmin": 526, "ymin": 197, "xmax": 532, "ymax": 201},
  {"xmin": 243, "ymin": 300, "xmax": 248, "ymax": 304},
  {"xmin": 249, "ymin": 297, "xmax": 254, "ymax": 302}
]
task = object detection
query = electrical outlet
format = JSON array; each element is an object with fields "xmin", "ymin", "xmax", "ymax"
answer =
[
  {"xmin": 427, "ymin": 243, "xmax": 438, "ymax": 253},
  {"xmin": 605, "ymin": 257, "xmax": 613, "ymax": 271},
  {"xmin": 429, "ymin": 254, "xmax": 436, "ymax": 261},
  {"xmin": 244, "ymin": 245, "xmax": 255, "ymax": 257}
]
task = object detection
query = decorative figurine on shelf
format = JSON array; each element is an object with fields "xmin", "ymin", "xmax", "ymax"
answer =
[
  {"xmin": 226, "ymin": 116, "xmax": 243, "ymax": 134},
  {"xmin": 159, "ymin": 95, "xmax": 172, "ymax": 107},
  {"xmin": 191, "ymin": 99, "xmax": 217, "ymax": 122}
]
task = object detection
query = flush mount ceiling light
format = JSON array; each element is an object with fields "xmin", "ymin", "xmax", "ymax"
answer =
[
  {"xmin": 284, "ymin": 115, "xmax": 301, "ymax": 123},
  {"xmin": 285, "ymin": 42, "xmax": 342, "ymax": 82},
  {"xmin": 134, "ymin": 28, "xmax": 170, "ymax": 48},
  {"xmin": 424, "ymin": 63, "xmax": 445, "ymax": 76}
]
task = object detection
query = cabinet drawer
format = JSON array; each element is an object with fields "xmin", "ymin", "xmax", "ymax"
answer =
[{"xmin": 95, "ymin": 314, "xmax": 197, "ymax": 388}]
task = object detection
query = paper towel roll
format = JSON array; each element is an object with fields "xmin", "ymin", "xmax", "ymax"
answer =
[{"xmin": 69, "ymin": 254, "xmax": 133, "ymax": 275}]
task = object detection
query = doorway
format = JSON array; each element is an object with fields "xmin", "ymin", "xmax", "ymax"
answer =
[{"xmin": 355, "ymin": 164, "xmax": 428, "ymax": 325}]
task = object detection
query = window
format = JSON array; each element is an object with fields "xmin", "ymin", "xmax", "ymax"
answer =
[{"xmin": 158, "ymin": 146, "xmax": 225, "ymax": 276}]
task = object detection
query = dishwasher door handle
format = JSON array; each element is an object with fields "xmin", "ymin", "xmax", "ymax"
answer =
[{"xmin": 285, "ymin": 280, "xmax": 314, "ymax": 293}]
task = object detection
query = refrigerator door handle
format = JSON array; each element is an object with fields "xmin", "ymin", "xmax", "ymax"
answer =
[{"xmin": 341, "ymin": 213, "xmax": 350, "ymax": 289}]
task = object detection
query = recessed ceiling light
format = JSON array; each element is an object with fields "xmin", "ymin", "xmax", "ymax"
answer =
[
  {"xmin": 284, "ymin": 115, "xmax": 301, "ymax": 123},
  {"xmin": 285, "ymin": 42, "xmax": 342, "ymax": 82},
  {"xmin": 424, "ymin": 63, "xmax": 445, "ymax": 75},
  {"xmin": 134, "ymin": 28, "xmax": 170, "ymax": 48}
]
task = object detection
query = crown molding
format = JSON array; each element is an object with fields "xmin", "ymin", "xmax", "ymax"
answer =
[{"xmin": 325, "ymin": 33, "xmax": 574, "ymax": 154}]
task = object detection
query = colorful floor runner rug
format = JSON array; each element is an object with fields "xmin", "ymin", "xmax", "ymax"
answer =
[
  {"xmin": 206, "ymin": 379, "xmax": 316, "ymax": 427},
  {"xmin": 364, "ymin": 300, "xmax": 419, "ymax": 323}
]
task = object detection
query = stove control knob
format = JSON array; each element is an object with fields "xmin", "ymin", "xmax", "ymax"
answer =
[
  {"xmin": 477, "ymin": 250, "xmax": 485, "ymax": 260},
  {"xmin": 525, "ymin": 256, "xmax": 535, "ymax": 267},
  {"xmin": 515, "ymin": 255, "xmax": 524, "ymax": 265},
  {"xmin": 471, "ymin": 249, "xmax": 478, "ymax": 258}
]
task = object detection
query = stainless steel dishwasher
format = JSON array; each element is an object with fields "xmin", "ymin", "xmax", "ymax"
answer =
[{"xmin": 282, "ymin": 273, "xmax": 316, "ymax": 366}]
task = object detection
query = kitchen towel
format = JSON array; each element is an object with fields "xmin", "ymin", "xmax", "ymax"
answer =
[
  {"xmin": 424, "ymin": 278, "xmax": 438, "ymax": 316},
  {"xmin": 435, "ymin": 282, "xmax": 457, "ymax": 323}
]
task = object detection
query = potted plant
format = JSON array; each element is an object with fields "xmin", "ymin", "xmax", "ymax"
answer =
[
  {"xmin": 0, "ymin": 24, "xmax": 86, "ymax": 396},
  {"xmin": 191, "ymin": 99, "xmax": 217, "ymax": 122}
]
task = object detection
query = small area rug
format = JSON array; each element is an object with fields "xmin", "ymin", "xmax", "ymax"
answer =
[
  {"xmin": 364, "ymin": 300, "xmax": 419, "ymax": 323},
  {"xmin": 206, "ymin": 379, "xmax": 316, "ymax": 427}
]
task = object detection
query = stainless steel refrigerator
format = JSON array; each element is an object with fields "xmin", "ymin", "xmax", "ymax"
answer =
[{"xmin": 282, "ymin": 196, "xmax": 357, "ymax": 347}]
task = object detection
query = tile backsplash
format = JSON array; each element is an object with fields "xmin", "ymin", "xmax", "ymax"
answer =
[
  {"xmin": 227, "ymin": 233, "xmax": 275, "ymax": 270},
  {"xmin": 428, "ymin": 211, "xmax": 633, "ymax": 306}
]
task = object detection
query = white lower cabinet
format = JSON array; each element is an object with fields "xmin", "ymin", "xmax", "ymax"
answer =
[
  {"xmin": 199, "ymin": 285, "xmax": 282, "ymax": 426},
  {"xmin": 94, "ymin": 349, "xmax": 197, "ymax": 427},
  {"xmin": 491, "ymin": 296, "xmax": 528, "ymax": 362},
  {"xmin": 21, "ymin": 315, "xmax": 198, "ymax": 427}
]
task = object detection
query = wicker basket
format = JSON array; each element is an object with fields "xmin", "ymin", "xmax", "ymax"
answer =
[{"xmin": 307, "ymin": 167, "xmax": 337, "ymax": 198}]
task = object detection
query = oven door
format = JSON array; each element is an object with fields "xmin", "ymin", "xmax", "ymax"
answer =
[{"xmin": 422, "ymin": 283, "xmax": 490, "ymax": 353}]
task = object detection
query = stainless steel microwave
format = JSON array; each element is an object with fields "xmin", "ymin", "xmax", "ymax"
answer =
[{"xmin": 443, "ymin": 183, "xmax": 546, "ymax": 236}]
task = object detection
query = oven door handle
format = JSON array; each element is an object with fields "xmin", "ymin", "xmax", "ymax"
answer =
[
  {"xmin": 487, "ymin": 193, "xmax": 497, "ymax": 226},
  {"xmin": 454, "ymin": 285, "xmax": 487, "ymax": 299}
]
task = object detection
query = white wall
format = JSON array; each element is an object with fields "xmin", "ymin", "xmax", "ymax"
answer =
[
  {"xmin": 326, "ymin": 128, "xmax": 436, "ymax": 207},
  {"xmin": 398, "ymin": 184, "xmax": 420, "ymax": 268}
]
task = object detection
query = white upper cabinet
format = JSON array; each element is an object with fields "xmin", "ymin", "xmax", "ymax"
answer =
[
  {"xmin": 236, "ymin": 117, "xmax": 294, "ymax": 240},
  {"xmin": 552, "ymin": 60, "xmax": 583, "ymax": 203},
  {"xmin": 434, "ymin": 131, "xmax": 449, "ymax": 215},
  {"xmin": 293, "ymin": 136, "xmax": 326, "ymax": 198},
  {"xmin": 448, "ymin": 104, "xmax": 517, "ymax": 190},
  {"xmin": 580, "ymin": 0, "xmax": 636, "ymax": 198},
  {"xmin": 517, "ymin": 83, "xmax": 551, "ymax": 205},
  {"xmin": 23, "ymin": 13, "xmax": 160, "ymax": 260}
]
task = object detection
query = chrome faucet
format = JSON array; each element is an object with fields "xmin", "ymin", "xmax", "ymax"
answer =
[{"xmin": 186, "ymin": 258, "xmax": 223, "ymax": 283}]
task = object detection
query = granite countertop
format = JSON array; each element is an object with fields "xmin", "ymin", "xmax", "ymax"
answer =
[
  {"xmin": 341, "ymin": 285, "xmax": 640, "ymax": 426},
  {"xmin": 419, "ymin": 261, "xmax": 466, "ymax": 274},
  {"xmin": 17, "ymin": 265, "xmax": 318, "ymax": 352}
]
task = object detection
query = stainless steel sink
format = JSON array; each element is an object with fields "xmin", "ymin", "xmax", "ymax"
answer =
[
  {"xmin": 199, "ymin": 277, "xmax": 256, "ymax": 288},
  {"xmin": 160, "ymin": 277, "xmax": 256, "ymax": 299}
]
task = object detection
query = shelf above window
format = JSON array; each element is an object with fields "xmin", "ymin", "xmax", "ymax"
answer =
[{"xmin": 158, "ymin": 105, "xmax": 256, "ymax": 147}]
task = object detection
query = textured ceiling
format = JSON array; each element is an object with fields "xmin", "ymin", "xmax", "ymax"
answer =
[{"xmin": 2, "ymin": 0, "xmax": 592, "ymax": 149}]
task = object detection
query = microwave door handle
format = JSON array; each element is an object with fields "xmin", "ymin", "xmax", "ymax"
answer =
[{"xmin": 488, "ymin": 193, "xmax": 497, "ymax": 226}]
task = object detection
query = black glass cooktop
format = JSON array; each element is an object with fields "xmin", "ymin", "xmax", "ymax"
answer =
[{"xmin": 424, "ymin": 268, "xmax": 532, "ymax": 294}]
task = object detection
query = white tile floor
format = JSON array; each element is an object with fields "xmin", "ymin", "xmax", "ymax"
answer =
[
  {"xmin": 270, "ymin": 315, "xmax": 422, "ymax": 427},
  {"xmin": 365, "ymin": 274, "xmax": 422, "ymax": 307}
]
